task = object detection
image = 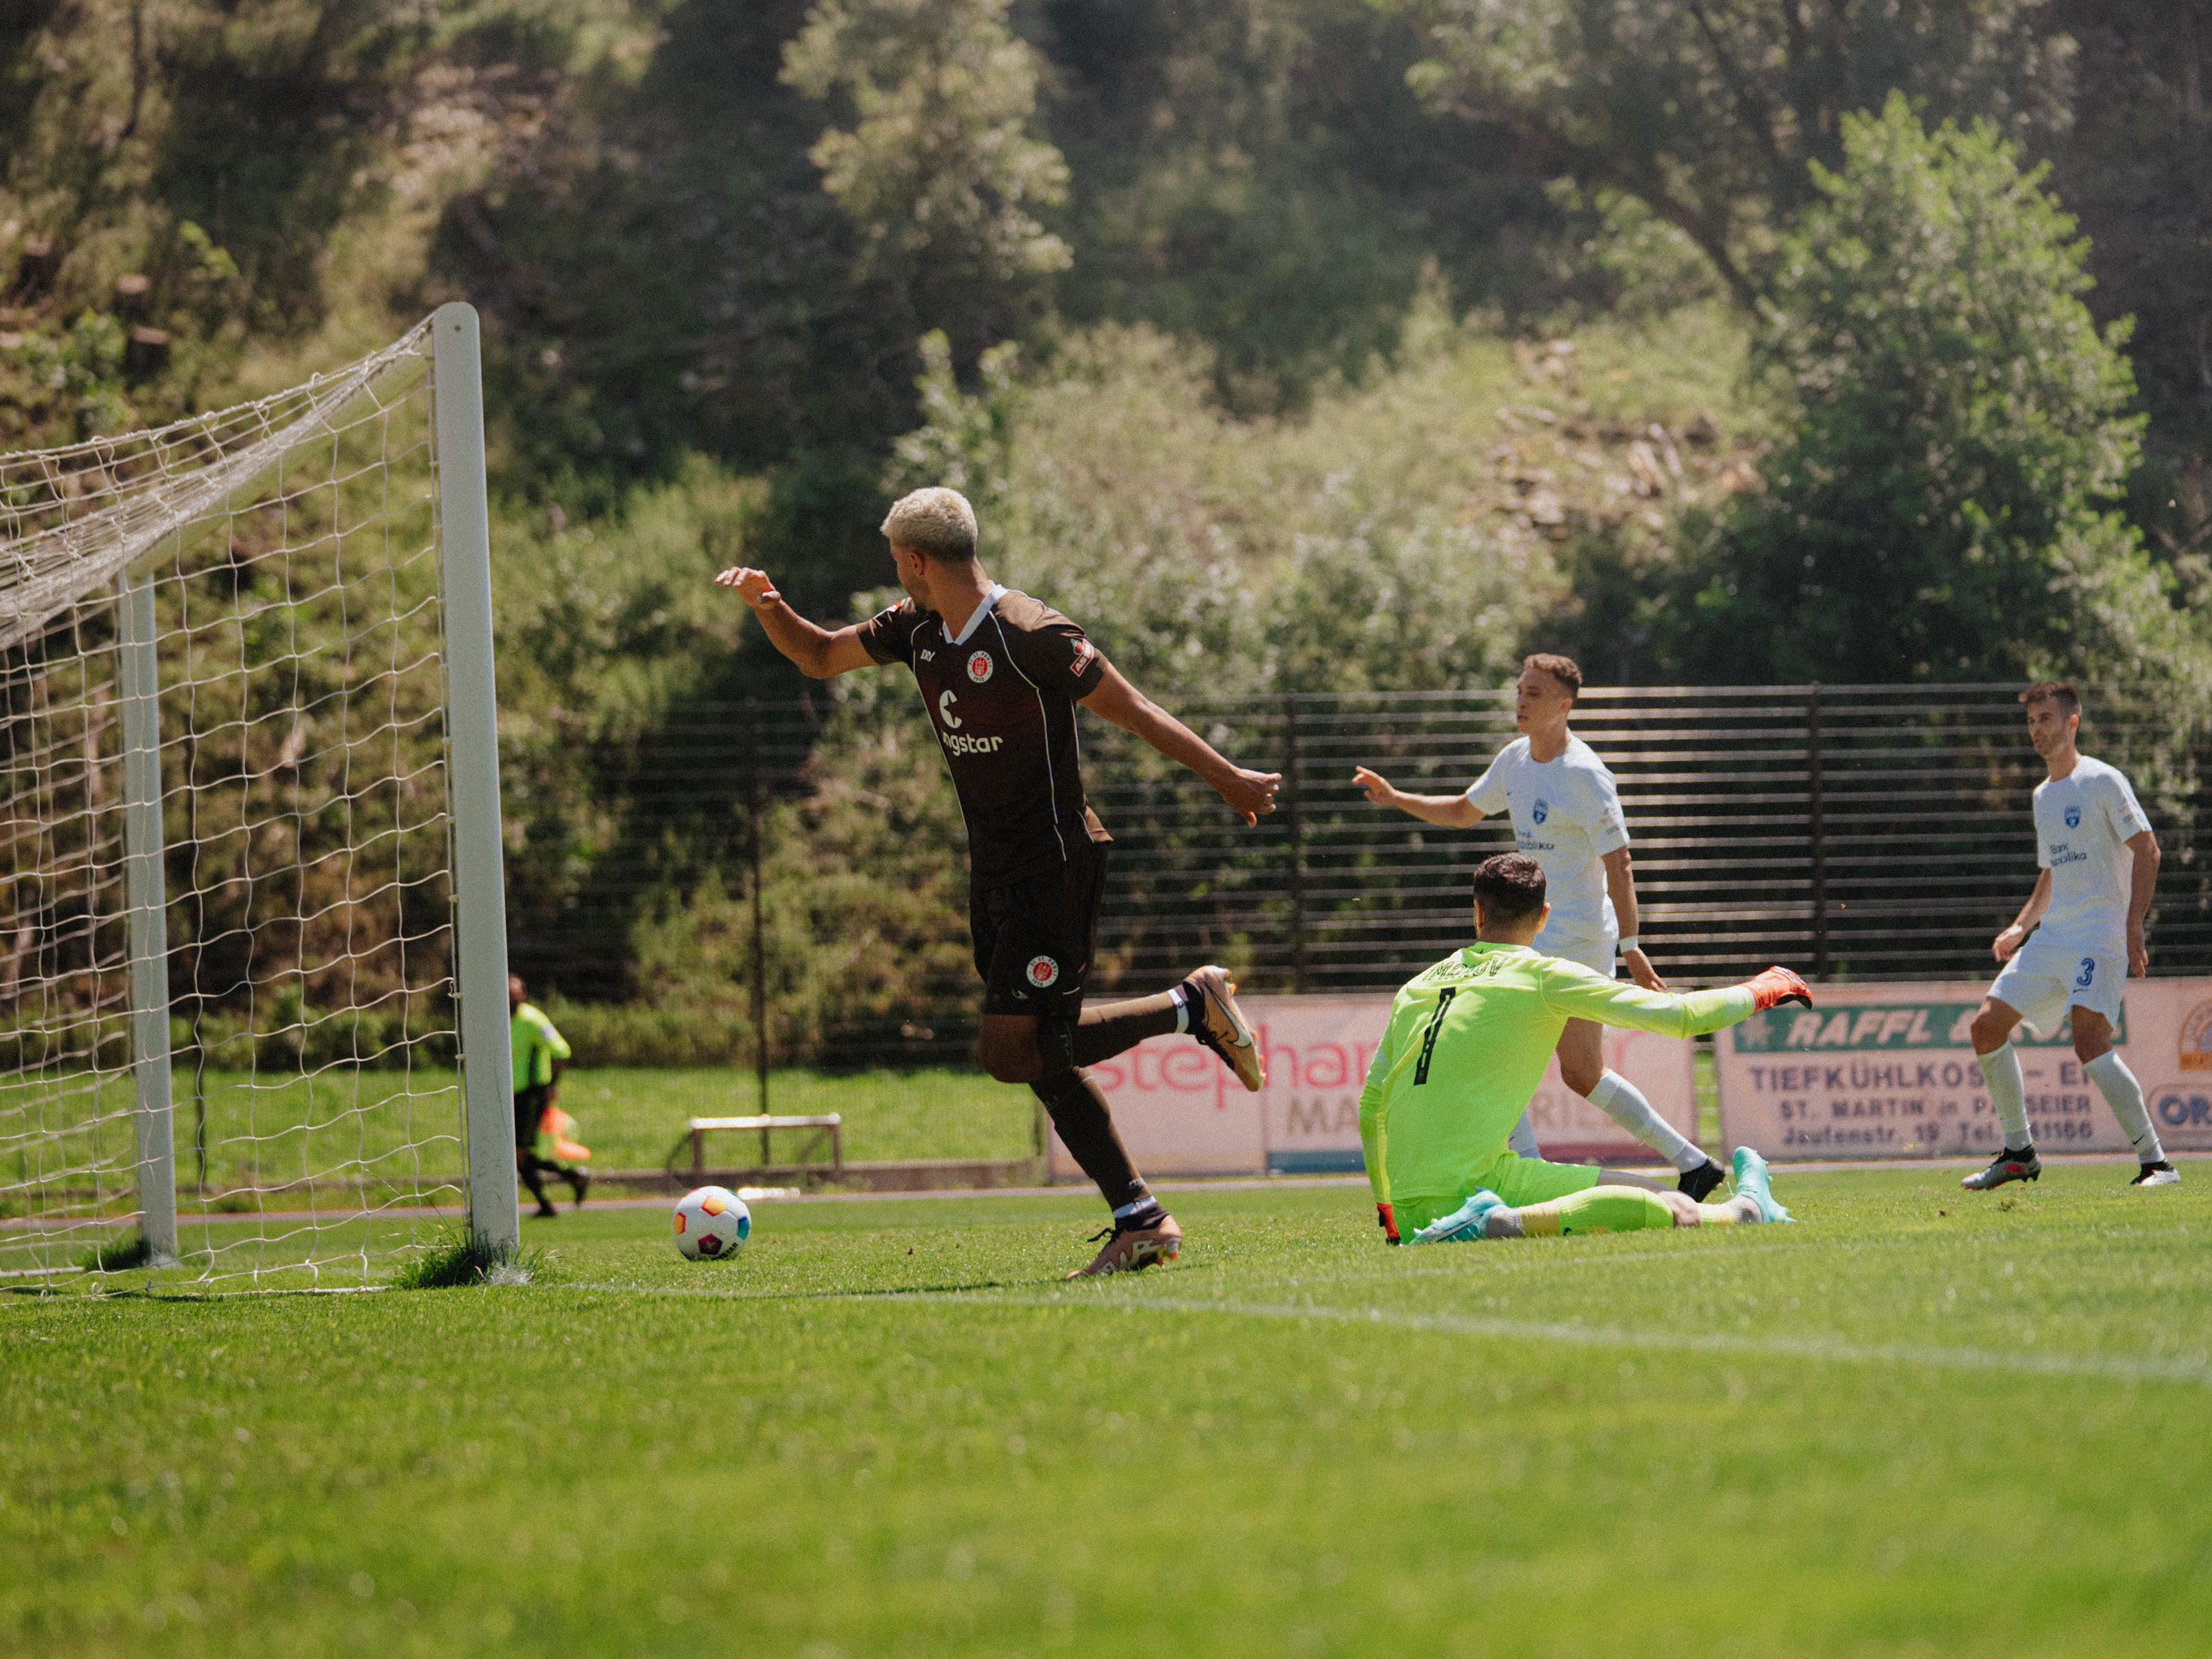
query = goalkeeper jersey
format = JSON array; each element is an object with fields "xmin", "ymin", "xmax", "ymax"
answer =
[{"xmin": 1358, "ymin": 944, "xmax": 1754, "ymax": 1210}]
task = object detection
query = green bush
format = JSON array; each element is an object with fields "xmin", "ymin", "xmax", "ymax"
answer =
[
  {"xmin": 1663, "ymin": 95, "xmax": 2205, "ymax": 693},
  {"xmin": 534, "ymin": 1001, "xmax": 755, "ymax": 1070}
]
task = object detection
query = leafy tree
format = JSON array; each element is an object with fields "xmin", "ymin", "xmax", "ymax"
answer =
[
  {"xmin": 782, "ymin": 0, "xmax": 1071, "ymax": 346},
  {"xmin": 1395, "ymin": 0, "xmax": 2072, "ymax": 308},
  {"xmin": 1040, "ymin": 0, "xmax": 1548, "ymax": 411},
  {"xmin": 1660, "ymin": 94, "xmax": 2200, "ymax": 687},
  {"xmin": 881, "ymin": 301, "xmax": 1780, "ymax": 702},
  {"xmin": 8, "ymin": 312, "xmax": 131, "ymax": 442},
  {"xmin": 2046, "ymin": 0, "xmax": 2212, "ymax": 570},
  {"xmin": 492, "ymin": 459, "xmax": 758, "ymax": 1000}
]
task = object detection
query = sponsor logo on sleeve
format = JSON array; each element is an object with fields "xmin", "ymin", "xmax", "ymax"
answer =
[
  {"xmin": 1026, "ymin": 955, "xmax": 1060, "ymax": 989},
  {"xmin": 1069, "ymin": 638, "xmax": 1096, "ymax": 675},
  {"xmin": 966, "ymin": 650, "xmax": 994, "ymax": 683}
]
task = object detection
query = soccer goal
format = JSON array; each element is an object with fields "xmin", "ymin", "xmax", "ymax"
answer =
[{"xmin": 0, "ymin": 303, "xmax": 516, "ymax": 1287}]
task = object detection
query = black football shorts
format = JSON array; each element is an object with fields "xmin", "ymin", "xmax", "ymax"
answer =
[
  {"xmin": 971, "ymin": 843, "xmax": 1107, "ymax": 1018},
  {"xmin": 513, "ymin": 1084, "xmax": 547, "ymax": 1150}
]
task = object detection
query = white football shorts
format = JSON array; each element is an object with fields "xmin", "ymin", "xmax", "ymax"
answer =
[
  {"xmin": 1510, "ymin": 928, "xmax": 1615, "ymax": 1158},
  {"xmin": 1535, "ymin": 925, "xmax": 1617, "ymax": 980},
  {"xmin": 1989, "ymin": 930, "xmax": 2126, "ymax": 1037}
]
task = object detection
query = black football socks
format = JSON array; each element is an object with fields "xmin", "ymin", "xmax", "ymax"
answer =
[
  {"xmin": 1068, "ymin": 988, "xmax": 1187, "ymax": 1067},
  {"xmin": 1031, "ymin": 1069, "xmax": 1147, "ymax": 1208}
]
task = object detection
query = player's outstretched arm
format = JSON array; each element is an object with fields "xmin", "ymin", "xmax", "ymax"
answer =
[
  {"xmin": 714, "ymin": 565, "xmax": 874, "ymax": 679},
  {"xmin": 1538, "ymin": 960, "xmax": 1811, "ymax": 1040},
  {"xmin": 1351, "ymin": 765, "xmax": 1482, "ymax": 829},
  {"xmin": 1992, "ymin": 868, "xmax": 2054, "ymax": 964},
  {"xmin": 1080, "ymin": 664, "xmax": 1280, "ymax": 825}
]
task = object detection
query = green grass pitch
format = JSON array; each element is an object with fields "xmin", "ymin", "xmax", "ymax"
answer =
[
  {"xmin": 1, "ymin": 1067, "xmax": 1033, "ymax": 1238},
  {"xmin": 6, "ymin": 1164, "xmax": 2209, "ymax": 1656},
  {"xmin": 68, "ymin": 1066, "xmax": 1034, "ymax": 1209}
]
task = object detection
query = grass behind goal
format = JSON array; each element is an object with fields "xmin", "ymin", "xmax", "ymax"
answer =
[
  {"xmin": 6, "ymin": 1164, "xmax": 2206, "ymax": 1656},
  {"xmin": 1, "ymin": 1065, "xmax": 1034, "ymax": 1215}
]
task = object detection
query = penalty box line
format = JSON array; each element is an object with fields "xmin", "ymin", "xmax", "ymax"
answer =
[{"xmin": 558, "ymin": 1280, "xmax": 2212, "ymax": 1389}]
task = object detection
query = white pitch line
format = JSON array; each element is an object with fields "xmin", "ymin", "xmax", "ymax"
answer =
[{"xmin": 554, "ymin": 1280, "xmax": 2212, "ymax": 1388}]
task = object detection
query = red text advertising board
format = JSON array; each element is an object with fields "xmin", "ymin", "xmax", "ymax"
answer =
[
  {"xmin": 1053, "ymin": 994, "xmax": 1698, "ymax": 1181},
  {"xmin": 1716, "ymin": 979, "xmax": 2212, "ymax": 1161}
]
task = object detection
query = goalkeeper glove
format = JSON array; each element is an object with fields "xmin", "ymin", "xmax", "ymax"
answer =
[
  {"xmin": 1745, "ymin": 966, "xmax": 1814, "ymax": 1011},
  {"xmin": 1376, "ymin": 1201, "xmax": 1400, "ymax": 1246}
]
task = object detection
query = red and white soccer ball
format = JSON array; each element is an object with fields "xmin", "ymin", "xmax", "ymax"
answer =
[{"xmin": 671, "ymin": 1185, "xmax": 751, "ymax": 1262}]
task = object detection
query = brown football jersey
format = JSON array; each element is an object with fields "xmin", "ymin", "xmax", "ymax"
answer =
[{"xmin": 856, "ymin": 587, "xmax": 1112, "ymax": 887}]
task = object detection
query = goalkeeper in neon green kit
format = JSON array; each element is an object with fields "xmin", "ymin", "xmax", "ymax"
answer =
[{"xmin": 1362, "ymin": 853, "xmax": 1812, "ymax": 1244}]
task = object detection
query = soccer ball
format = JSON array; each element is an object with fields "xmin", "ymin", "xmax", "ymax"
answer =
[{"xmin": 671, "ymin": 1186, "xmax": 751, "ymax": 1261}]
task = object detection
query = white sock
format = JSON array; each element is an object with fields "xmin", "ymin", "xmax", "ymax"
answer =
[
  {"xmin": 1586, "ymin": 1069, "xmax": 1700, "ymax": 1170},
  {"xmin": 1976, "ymin": 1044, "xmax": 2032, "ymax": 1149},
  {"xmin": 1506, "ymin": 1110, "xmax": 1541, "ymax": 1159},
  {"xmin": 1168, "ymin": 986, "xmax": 1190, "ymax": 1033},
  {"xmin": 2085, "ymin": 1051, "xmax": 2164, "ymax": 1163}
]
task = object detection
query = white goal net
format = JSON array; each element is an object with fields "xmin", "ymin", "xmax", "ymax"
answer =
[{"xmin": 1, "ymin": 304, "xmax": 515, "ymax": 1288}]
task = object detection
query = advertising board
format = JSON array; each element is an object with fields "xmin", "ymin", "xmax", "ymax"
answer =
[{"xmin": 1716, "ymin": 979, "xmax": 2212, "ymax": 1160}]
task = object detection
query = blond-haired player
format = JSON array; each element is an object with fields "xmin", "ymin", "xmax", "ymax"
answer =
[{"xmin": 718, "ymin": 487, "xmax": 1282, "ymax": 1274}]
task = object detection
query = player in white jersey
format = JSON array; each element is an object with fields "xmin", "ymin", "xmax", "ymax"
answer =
[
  {"xmin": 1962, "ymin": 682, "xmax": 2177, "ymax": 1190},
  {"xmin": 1353, "ymin": 653, "xmax": 1732, "ymax": 1199}
]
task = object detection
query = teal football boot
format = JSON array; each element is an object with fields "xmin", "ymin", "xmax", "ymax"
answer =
[
  {"xmin": 1730, "ymin": 1147, "xmax": 1793, "ymax": 1224},
  {"xmin": 1410, "ymin": 1190, "xmax": 1507, "ymax": 1244}
]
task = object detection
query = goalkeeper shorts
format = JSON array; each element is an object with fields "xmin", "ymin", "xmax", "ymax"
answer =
[{"xmin": 1391, "ymin": 1153, "xmax": 1603, "ymax": 1232}]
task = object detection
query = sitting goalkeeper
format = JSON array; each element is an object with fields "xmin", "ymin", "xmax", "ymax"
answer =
[{"xmin": 1361, "ymin": 853, "xmax": 1811, "ymax": 1245}]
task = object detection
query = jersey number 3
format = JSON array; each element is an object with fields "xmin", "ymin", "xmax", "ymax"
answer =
[{"xmin": 1413, "ymin": 988, "xmax": 1458, "ymax": 1085}]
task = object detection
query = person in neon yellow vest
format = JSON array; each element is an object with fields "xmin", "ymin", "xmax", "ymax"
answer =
[{"xmin": 509, "ymin": 974, "xmax": 586, "ymax": 1217}]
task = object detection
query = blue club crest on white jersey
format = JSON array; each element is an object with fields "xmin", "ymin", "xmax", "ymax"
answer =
[
  {"xmin": 2065, "ymin": 805, "xmax": 2081, "ymax": 827},
  {"xmin": 1530, "ymin": 798, "xmax": 1549, "ymax": 825}
]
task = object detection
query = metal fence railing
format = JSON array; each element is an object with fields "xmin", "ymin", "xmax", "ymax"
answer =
[
  {"xmin": 516, "ymin": 684, "xmax": 2212, "ymax": 1066},
  {"xmin": 1076, "ymin": 685, "xmax": 2209, "ymax": 994}
]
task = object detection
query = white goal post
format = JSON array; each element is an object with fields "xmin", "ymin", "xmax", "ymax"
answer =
[{"xmin": 0, "ymin": 302, "xmax": 516, "ymax": 1286}]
